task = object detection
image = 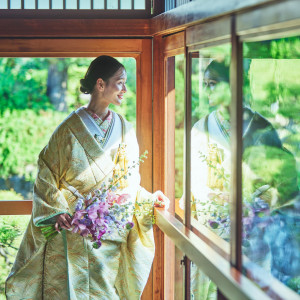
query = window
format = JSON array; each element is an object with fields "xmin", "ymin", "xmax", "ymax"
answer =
[{"xmin": 242, "ymin": 35, "xmax": 300, "ymax": 295}]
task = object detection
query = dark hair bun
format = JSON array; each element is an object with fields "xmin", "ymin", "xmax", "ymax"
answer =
[
  {"xmin": 80, "ymin": 55, "xmax": 125, "ymax": 95},
  {"xmin": 80, "ymin": 78, "xmax": 92, "ymax": 94}
]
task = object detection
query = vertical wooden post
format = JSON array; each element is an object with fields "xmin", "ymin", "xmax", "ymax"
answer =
[
  {"xmin": 137, "ymin": 38, "xmax": 154, "ymax": 300},
  {"xmin": 152, "ymin": 35, "xmax": 166, "ymax": 300},
  {"xmin": 184, "ymin": 46, "xmax": 191, "ymax": 300},
  {"xmin": 230, "ymin": 15, "xmax": 243, "ymax": 272}
]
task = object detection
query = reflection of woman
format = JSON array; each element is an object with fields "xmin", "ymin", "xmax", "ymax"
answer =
[
  {"xmin": 190, "ymin": 60, "xmax": 299, "ymax": 297},
  {"xmin": 6, "ymin": 56, "xmax": 168, "ymax": 299},
  {"xmin": 192, "ymin": 60, "xmax": 298, "ymax": 229}
]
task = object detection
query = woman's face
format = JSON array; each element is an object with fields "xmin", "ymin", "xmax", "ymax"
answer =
[{"xmin": 102, "ymin": 67, "xmax": 127, "ymax": 106}]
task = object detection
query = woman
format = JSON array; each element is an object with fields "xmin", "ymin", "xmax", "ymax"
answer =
[{"xmin": 6, "ymin": 55, "xmax": 169, "ymax": 300}]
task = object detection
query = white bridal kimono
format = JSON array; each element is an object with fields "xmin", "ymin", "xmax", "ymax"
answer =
[{"xmin": 6, "ymin": 107, "xmax": 155, "ymax": 300}]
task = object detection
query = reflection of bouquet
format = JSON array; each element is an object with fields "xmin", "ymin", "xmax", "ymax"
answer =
[
  {"xmin": 192, "ymin": 192, "xmax": 230, "ymax": 238},
  {"xmin": 195, "ymin": 150, "xmax": 272, "ymax": 240},
  {"xmin": 41, "ymin": 151, "xmax": 152, "ymax": 249}
]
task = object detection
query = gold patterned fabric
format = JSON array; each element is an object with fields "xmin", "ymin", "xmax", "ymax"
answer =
[{"xmin": 5, "ymin": 109, "xmax": 155, "ymax": 300}]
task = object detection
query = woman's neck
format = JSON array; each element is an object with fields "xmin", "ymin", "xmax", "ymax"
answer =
[{"xmin": 86, "ymin": 96, "xmax": 109, "ymax": 120}]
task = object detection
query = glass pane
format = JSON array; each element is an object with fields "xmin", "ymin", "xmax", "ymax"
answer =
[
  {"xmin": 0, "ymin": 214, "xmax": 31, "ymax": 298},
  {"xmin": 175, "ymin": 246, "xmax": 184, "ymax": 300},
  {"xmin": 191, "ymin": 262, "xmax": 217, "ymax": 299},
  {"xmin": 93, "ymin": 0, "xmax": 104, "ymax": 9},
  {"xmin": 38, "ymin": 0, "xmax": 49, "ymax": 9},
  {"xmin": 190, "ymin": 45, "xmax": 231, "ymax": 241},
  {"xmin": 52, "ymin": 0, "xmax": 63, "ymax": 9},
  {"xmin": 0, "ymin": 0, "xmax": 8, "ymax": 9},
  {"xmin": 79, "ymin": 0, "xmax": 90, "ymax": 9},
  {"xmin": 121, "ymin": 0, "xmax": 131, "ymax": 9},
  {"xmin": 174, "ymin": 55, "xmax": 185, "ymax": 220},
  {"xmin": 10, "ymin": 0, "xmax": 21, "ymax": 9},
  {"xmin": 107, "ymin": 0, "xmax": 118, "ymax": 9},
  {"xmin": 25, "ymin": 0, "xmax": 35, "ymax": 8},
  {"xmin": 134, "ymin": 0, "xmax": 144, "ymax": 9},
  {"xmin": 242, "ymin": 36, "xmax": 300, "ymax": 295},
  {"xmin": 66, "ymin": 0, "xmax": 77, "ymax": 9}
]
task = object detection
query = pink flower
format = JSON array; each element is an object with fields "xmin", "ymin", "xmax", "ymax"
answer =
[
  {"xmin": 107, "ymin": 192, "xmax": 117, "ymax": 205},
  {"xmin": 116, "ymin": 194, "xmax": 130, "ymax": 204}
]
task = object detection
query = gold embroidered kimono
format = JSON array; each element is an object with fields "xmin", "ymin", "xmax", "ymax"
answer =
[{"xmin": 5, "ymin": 109, "xmax": 155, "ymax": 300}]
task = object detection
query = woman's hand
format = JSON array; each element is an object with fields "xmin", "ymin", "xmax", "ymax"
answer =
[
  {"xmin": 55, "ymin": 213, "xmax": 73, "ymax": 233},
  {"xmin": 153, "ymin": 190, "xmax": 170, "ymax": 210}
]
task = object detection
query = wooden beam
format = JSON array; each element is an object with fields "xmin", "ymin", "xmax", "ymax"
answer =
[
  {"xmin": 163, "ymin": 30, "xmax": 185, "ymax": 55},
  {"xmin": 0, "ymin": 19, "xmax": 151, "ymax": 37},
  {"xmin": 0, "ymin": 38, "xmax": 144, "ymax": 57}
]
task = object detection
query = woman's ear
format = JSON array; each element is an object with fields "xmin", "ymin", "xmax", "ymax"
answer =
[{"xmin": 96, "ymin": 78, "xmax": 105, "ymax": 91}]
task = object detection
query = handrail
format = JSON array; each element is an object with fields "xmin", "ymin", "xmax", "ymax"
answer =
[
  {"xmin": 155, "ymin": 208, "xmax": 300, "ymax": 300},
  {"xmin": 0, "ymin": 201, "xmax": 299, "ymax": 299}
]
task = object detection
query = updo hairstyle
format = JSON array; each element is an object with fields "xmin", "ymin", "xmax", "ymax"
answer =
[{"xmin": 80, "ymin": 55, "xmax": 125, "ymax": 94}]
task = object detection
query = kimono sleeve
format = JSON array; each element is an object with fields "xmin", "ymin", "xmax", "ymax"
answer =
[{"xmin": 33, "ymin": 125, "xmax": 71, "ymax": 227}]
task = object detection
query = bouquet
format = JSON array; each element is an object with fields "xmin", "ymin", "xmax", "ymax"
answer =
[{"xmin": 41, "ymin": 151, "xmax": 152, "ymax": 249}]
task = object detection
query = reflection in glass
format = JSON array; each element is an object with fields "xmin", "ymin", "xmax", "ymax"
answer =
[
  {"xmin": 175, "ymin": 54, "xmax": 185, "ymax": 219},
  {"xmin": 191, "ymin": 262, "xmax": 217, "ymax": 300},
  {"xmin": 175, "ymin": 247, "xmax": 184, "ymax": 300},
  {"xmin": 189, "ymin": 45, "xmax": 231, "ymax": 300},
  {"xmin": 242, "ymin": 36, "xmax": 300, "ymax": 294},
  {"xmin": 189, "ymin": 46, "xmax": 231, "ymax": 240}
]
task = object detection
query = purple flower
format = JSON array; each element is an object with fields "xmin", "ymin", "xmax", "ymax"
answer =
[
  {"xmin": 208, "ymin": 220, "xmax": 220, "ymax": 229},
  {"xmin": 75, "ymin": 199, "xmax": 84, "ymax": 211}
]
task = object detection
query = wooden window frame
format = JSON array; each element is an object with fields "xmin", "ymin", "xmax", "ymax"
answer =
[
  {"xmin": 156, "ymin": 1, "xmax": 300, "ymax": 299},
  {"xmin": 0, "ymin": 37, "xmax": 154, "ymax": 300}
]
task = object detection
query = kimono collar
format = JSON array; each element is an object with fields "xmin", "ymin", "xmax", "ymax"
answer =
[{"xmin": 66, "ymin": 110, "xmax": 116, "ymax": 181}]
